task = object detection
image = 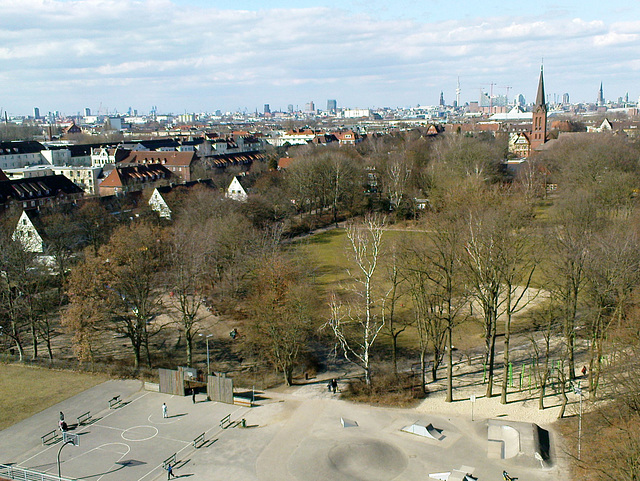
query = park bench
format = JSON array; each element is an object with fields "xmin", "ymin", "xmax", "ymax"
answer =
[
  {"xmin": 41, "ymin": 429, "xmax": 59, "ymax": 445},
  {"xmin": 162, "ymin": 453, "xmax": 177, "ymax": 470},
  {"xmin": 193, "ymin": 433, "xmax": 206, "ymax": 448},
  {"xmin": 77, "ymin": 411, "xmax": 92, "ymax": 425},
  {"xmin": 233, "ymin": 397, "xmax": 252, "ymax": 407},
  {"xmin": 108, "ymin": 395, "xmax": 122, "ymax": 409},
  {"xmin": 220, "ymin": 414, "xmax": 232, "ymax": 429}
]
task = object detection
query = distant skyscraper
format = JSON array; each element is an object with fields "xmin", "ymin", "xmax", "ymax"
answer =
[
  {"xmin": 287, "ymin": 104, "xmax": 294, "ymax": 113},
  {"xmin": 84, "ymin": 107, "xmax": 91, "ymax": 116},
  {"xmin": 439, "ymin": 91, "xmax": 445, "ymax": 106},
  {"xmin": 264, "ymin": 104, "xmax": 270, "ymax": 114},
  {"xmin": 304, "ymin": 101, "xmax": 315, "ymax": 113},
  {"xmin": 327, "ymin": 99, "xmax": 337, "ymax": 113},
  {"xmin": 562, "ymin": 93, "xmax": 570, "ymax": 104},
  {"xmin": 597, "ymin": 82, "xmax": 605, "ymax": 106},
  {"xmin": 33, "ymin": 107, "xmax": 40, "ymax": 119}
]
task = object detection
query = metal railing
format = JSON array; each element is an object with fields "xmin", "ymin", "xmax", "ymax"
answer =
[{"xmin": 0, "ymin": 464, "xmax": 75, "ymax": 481}]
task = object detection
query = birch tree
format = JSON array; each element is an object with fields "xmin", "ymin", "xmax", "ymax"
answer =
[{"xmin": 326, "ymin": 214, "xmax": 386, "ymax": 385}]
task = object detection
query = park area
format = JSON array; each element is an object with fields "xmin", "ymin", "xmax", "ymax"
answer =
[{"xmin": 0, "ymin": 361, "xmax": 574, "ymax": 481}]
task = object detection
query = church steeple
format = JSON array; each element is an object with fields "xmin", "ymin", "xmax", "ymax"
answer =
[
  {"xmin": 535, "ymin": 66, "xmax": 546, "ymax": 108},
  {"xmin": 530, "ymin": 65, "xmax": 547, "ymax": 154}
]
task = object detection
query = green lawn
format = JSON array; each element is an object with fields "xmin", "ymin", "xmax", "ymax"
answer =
[
  {"xmin": 0, "ymin": 364, "xmax": 110, "ymax": 430},
  {"xmin": 294, "ymin": 227, "xmax": 544, "ymax": 355}
]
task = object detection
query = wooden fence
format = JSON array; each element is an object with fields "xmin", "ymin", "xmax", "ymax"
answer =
[{"xmin": 207, "ymin": 374, "xmax": 233, "ymax": 404}]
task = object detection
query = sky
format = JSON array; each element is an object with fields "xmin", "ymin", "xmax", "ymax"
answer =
[{"xmin": 1, "ymin": 0, "xmax": 639, "ymax": 116}]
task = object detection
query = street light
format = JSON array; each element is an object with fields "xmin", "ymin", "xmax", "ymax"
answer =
[
  {"xmin": 572, "ymin": 381, "xmax": 583, "ymax": 460},
  {"xmin": 199, "ymin": 333, "xmax": 213, "ymax": 375}
]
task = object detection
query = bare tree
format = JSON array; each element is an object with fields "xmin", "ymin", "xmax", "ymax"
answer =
[
  {"xmin": 380, "ymin": 242, "xmax": 410, "ymax": 375},
  {"xmin": 326, "ymin": 214, "xmax": 386, "ymax": 385},
  {"xmin": 498, "ymin": 206, "xmax": 538, "ymax": 404},
  {"xmin": 166, "ymin": 225, "xmax": 211, "ymax": 367},
  {"xmin": 245, "ymin": 252, "xmax": 315, "ymax": 386},
  {"xmin": 65, "ymin": 222, "xmax": 166, "ymax": 370},
  {"xmin": 546, "ymin": 191, "xmax": 603, "ymax": 380},
  {"xmin": 582, "ymin": 221, "xmax": 640, "ymax": 398},
  {"xmin": 464, "ymin": 210, "xmax": 505, "ymax": 398},
  {"xmin": 0, "ymin": 235, "xmax": 40, "ymax": 361},
  {"xmin": 402, "ymin": 212, "xmax": 467, "ymax": 401}
]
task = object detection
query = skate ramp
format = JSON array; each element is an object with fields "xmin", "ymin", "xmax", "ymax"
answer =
[
  {"xmin": 327, "ymin": 439, "xmax": 408, "ymax": 481},
  {"xmin": 487, "ymin": 419, "xmax": 552, "ymax": 466},
  {"xmin": 401, "ymin": 422, "xmax": 445, "ymax": 441}
]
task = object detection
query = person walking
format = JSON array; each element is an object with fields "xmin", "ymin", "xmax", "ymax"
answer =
[
  {"xmin": 166, "ymin": 463, "xmax": 176, "ymax": 479},
  {"xmin": 162, "ymin": 402, "xmax": 168, "ymax": 419},
  {"xmin": 192, "ymin": 389, "xmax": 196, "ymax": 404}
]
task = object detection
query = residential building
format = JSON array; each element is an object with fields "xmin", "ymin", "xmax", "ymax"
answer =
[
  {"xmin": 13, "ymin": 210, "xmax": 44, "ymax": 253},
  {"xmin": 0, "ymin": 141, "xmax": 46, "ymax": 170},
  {"xmin": 0, "ymin": 175, "xmax": 84, "ymax": 210},
  {"xmin": 226, "ymin": 176, "xmax": 248, "ymax": 202},
  {"xmin": 118, "ymin": 151, "xmax": 197, "ymax": 183},
  {"xmin": 98, "ymin": 164, "xmax": 172, "ymax": 196},
  {"xmin": 91, "ymin": 147, "xmax": 131, "ymax": 167}
]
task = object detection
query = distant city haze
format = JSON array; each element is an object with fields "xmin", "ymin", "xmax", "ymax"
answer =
[{"xmin": 1, "ymin": 0, "xmax": 638, "ymax": 115}]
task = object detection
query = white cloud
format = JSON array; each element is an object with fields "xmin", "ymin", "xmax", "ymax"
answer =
[{"xmin": 0, "ymin": 0, "xmax": 639, "ymax": 113}]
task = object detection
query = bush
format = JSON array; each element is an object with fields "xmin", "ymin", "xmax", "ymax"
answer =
[{"xmin": 342, "ymin": 370, "xmax": 427, "ymax": 407}]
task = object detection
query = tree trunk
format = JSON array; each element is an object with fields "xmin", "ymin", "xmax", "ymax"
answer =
[
  {"xmin": 501, "ymin": 295, "xmax": 512, "ymax": 405},
  {"xmin": 31, "ymin": 322, "xmax": 38, "ymax": 360},
  {"xmin": 431, "ymin": 351, "xmax": 438, "ymax": 382},
  {"xmin": 186, "ymin": 330, "xmax": 193, "ymax": 368},
  {"xmin": 391, "ymin": 333, "xmax": 398, "ymax": 376},
  {"xmin": 538, "ymin": 371, "xmax": 548, "ymax": 410},
  {"xmin": 133, "ymin": 349, "xmax": 141, "ymax": 371},
  {"xmin": 485, "ymin": 310, "xmax": 497, "ymax": 398},
  {"xmin": 420, "ymin": 349, "xmax": 427, "ymax": 394},
  {"xmin": 557, "ymin": 380, "xmax": 568, "ymax": 419},
  {"xmin": 284, "ymin": 366, "xmax": 293, "ymax": 387},
  {"xmin": 446, "ymin": 327, "xmax": 453, "ymax": 403},
  {"xmin": 46, "ymin": 336, "xmax": 53, "ymax": 361}
]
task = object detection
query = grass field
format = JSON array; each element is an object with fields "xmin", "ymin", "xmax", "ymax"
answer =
[
  {"xmin": 0, "ymin": 363, "xmax": 110, "ymax": 430},
  {"xmin": 294, "ymin": 227, "xmax": 543, "ymax": 355}
]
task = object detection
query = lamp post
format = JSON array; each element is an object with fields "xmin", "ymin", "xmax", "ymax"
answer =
[
  {"xmin": 199, "ymin": 333, "xmax": 213, "ymax": 375},
  {"xmin": 572, "ymin": 381, "xmax": 583, "ymax": 460}
]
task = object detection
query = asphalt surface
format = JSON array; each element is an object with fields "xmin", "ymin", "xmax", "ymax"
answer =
[{"xmin": 0, "ymin": 379, "xmax": 566, "ymax": 480}]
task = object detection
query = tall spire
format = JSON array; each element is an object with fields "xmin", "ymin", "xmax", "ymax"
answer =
[{"xmin": 535, "ymin": 65, "xmax": 545, "ymax": 108}]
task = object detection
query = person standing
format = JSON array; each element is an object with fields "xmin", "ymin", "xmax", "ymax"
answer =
[
  {"xmin": 162, "ymin": 402, "xmax": 167, "ymax": 419},
  {"xmin": 192, "ymin": 389, "xmax": 196, "ymax": 404}
]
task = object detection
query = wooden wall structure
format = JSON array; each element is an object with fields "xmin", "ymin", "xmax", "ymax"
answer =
[
  {"xmin": 207, "ymin": 374, "xmax": 234, "ymax": 404},
  {"xmin": 159, "ymin": 368, "xmax": 185, "ymax": 396}
]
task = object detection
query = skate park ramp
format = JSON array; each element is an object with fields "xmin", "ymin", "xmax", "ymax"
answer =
[
  {"xmin": 327, "ymin": 439, "xmax": 408, "ymax": 481},
  {"xmin": 401, "ymin": 422, "xmax": 445, "ymax": 441},
  {"xmin": 487, "ymin": 419, "xmax": 552, "ymax": 466},
  {"xmin": 287, "ymin": 437, "xmax": 409, "ymax": 481}
]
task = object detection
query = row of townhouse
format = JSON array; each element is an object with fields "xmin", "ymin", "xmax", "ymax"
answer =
[{"xmin": 267, "ymin": 129, "xmax": 363, "ymax": 147}]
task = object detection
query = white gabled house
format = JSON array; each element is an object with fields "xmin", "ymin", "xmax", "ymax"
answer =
[
  {"xmin": 226, "ymin": 176, "xmax": 248, "ymax": 202},
  {"xmin": 13, "ymin": 211, "xmax": 44, "ymax": 253},
  {"xmin": 149, "ymin": 188, "xmax": 172, "ymax": 219}
]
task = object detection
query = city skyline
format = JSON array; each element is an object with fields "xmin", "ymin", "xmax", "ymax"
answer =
[{"xmin": 1, "ymin": 0, "xmax": 639, "ymax": 116}]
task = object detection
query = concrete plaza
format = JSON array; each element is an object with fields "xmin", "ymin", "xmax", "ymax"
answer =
[{"xmin": 0, "ymin": 379, "xmax": 567, "ymax": 480}]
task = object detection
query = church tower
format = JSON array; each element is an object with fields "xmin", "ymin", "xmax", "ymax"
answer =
[{"xmin": 530, "ymin": 66, "xmax": 547, "ymax": 153}]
